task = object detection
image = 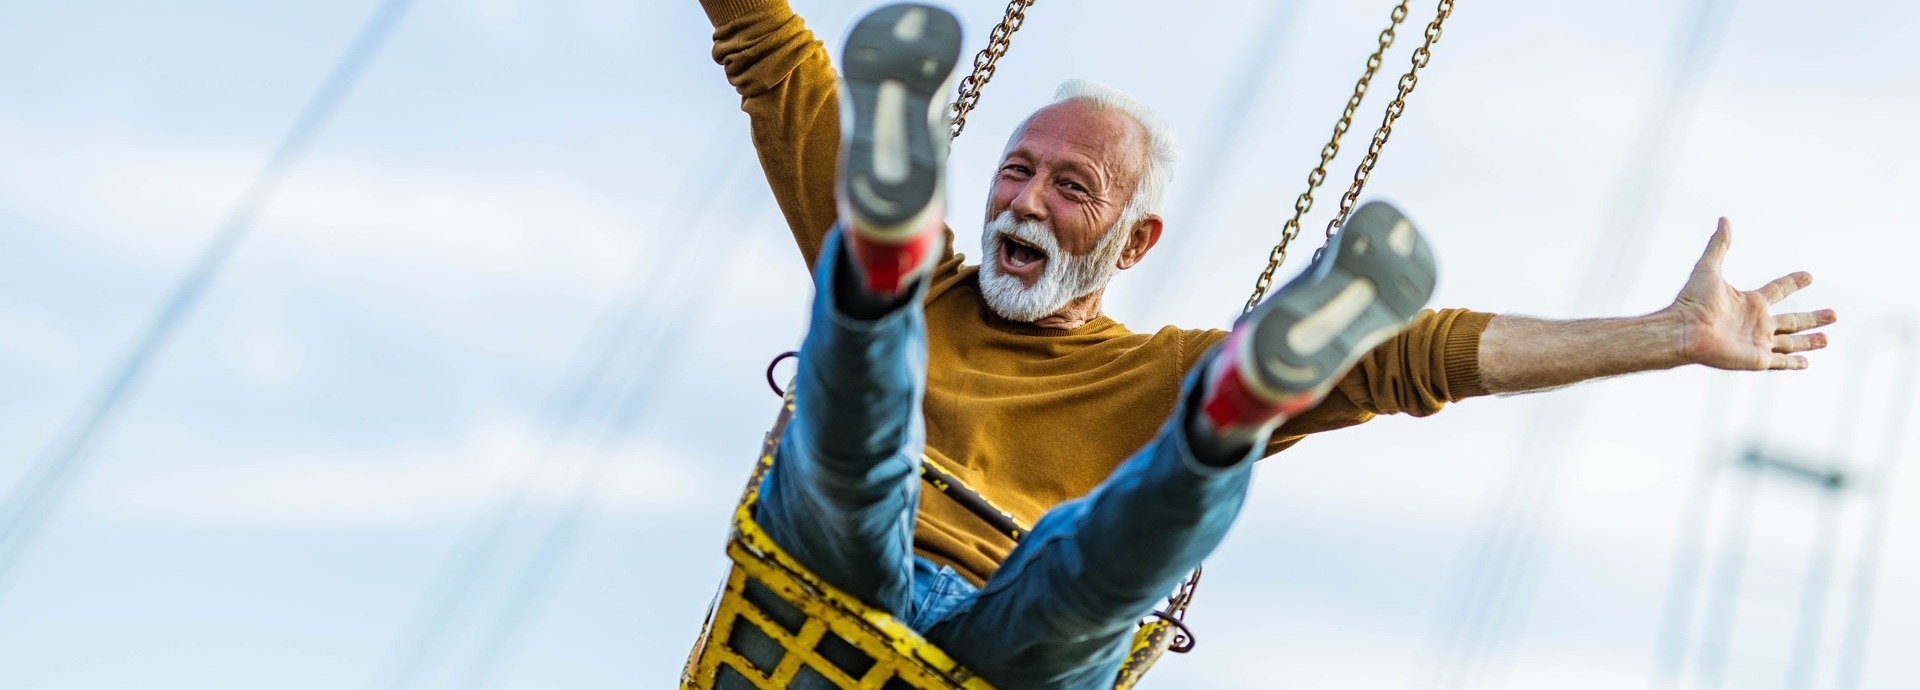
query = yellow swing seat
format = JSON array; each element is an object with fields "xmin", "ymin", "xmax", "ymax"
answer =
[{"xmin": 680, "ymin": 388, "xmax": 1185, "ymax": 690}]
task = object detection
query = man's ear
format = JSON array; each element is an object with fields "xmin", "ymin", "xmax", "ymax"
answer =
[{"xmin": 1116, "ymin": 214, "xmax": 1164, "ymax": 270}]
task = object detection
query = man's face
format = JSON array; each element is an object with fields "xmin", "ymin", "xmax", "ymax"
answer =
[{"xmin": 977, "ymin": 101, "xmax": 1148, "ymax": 322}]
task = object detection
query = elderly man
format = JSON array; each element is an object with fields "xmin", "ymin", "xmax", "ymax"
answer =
[{"xmin": 698, "ymin": 1, "xmax": 1835, "ymax": 688}]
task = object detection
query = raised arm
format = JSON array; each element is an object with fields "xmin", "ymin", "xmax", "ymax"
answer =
[
  {"xmin": 1477, "ymin": 218, "xmax": 1835, "ymax": 393},
  {"xmin": 703, "ymin": 0, "xmax": 843, "ymax": 268}
]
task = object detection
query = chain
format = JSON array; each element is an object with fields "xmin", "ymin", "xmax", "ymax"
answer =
[
  {"xmin": 949, "ymin": 0, "xmax": 1035, "ymax": 139},
  {"xmin": 1165, "ymin": 564, "xmax": 1203, "ymax": 627},
  {"xmin": 1243, "ymin": 0, "xmax": 1454, "ymax": 313},
  {"xmin": 1314, "ymin": 0, "xmax": 1454, "ymax": 254},
  {"xmin": 1241, "ymin": 1, "xmax": 1410, "ymax": 313}
]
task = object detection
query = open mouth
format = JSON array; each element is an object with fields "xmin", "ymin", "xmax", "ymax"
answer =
[{"xmin": 998, "ymin": 234, "xmax": 1049, "ymax": 279}]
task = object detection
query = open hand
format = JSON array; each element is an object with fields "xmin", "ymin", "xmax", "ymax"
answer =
[{"xmin": 1669, "ymin": 218, "xmax": 1836, "ymax": 370}]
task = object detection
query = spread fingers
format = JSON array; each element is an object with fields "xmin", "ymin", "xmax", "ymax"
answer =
[
  {"xmin": 1756, "ymin": 272, "xmax": 1813, "ymax": 305},
  {"xmin": 1775, "ymin": 309, "xmax": 1838, "ymax": 334},
  {"xmin": 1773, "ymin": 332, "xmax": 1829, "ymax": 354}
]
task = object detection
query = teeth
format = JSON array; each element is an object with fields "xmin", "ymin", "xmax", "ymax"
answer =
[{"xmin": 1002, "ymin": 237, "xmax": 1045, "ymax": 268}]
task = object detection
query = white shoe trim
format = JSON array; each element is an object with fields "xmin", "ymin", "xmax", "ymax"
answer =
[
  {"xmin": 873, "ymin": 80, "xmax": 909, "ymax": 185},
  {"xmin": 1388, "ymin": 218, "xmax": 1417, "ymax": 256},
  {"xmin": 852, "ymin": 176, "xmax": 901, "ymax": 217},
  {"xmin": 1288, "ymin": 277, "xmax": 1377, "ymax": 354},
  {"xmin": 893, "ymin": 7, "xmax": 928, "ymax": 41}
]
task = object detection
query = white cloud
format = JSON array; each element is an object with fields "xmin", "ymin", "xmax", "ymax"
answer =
[
  {"xmin": 0, "ymin": 114, "xmax": 650, "ymax": 299},
  {"xmin": 0, "ymin": 305, "xmax": 85, "ymax": 378},
  {"xmin": 5, "ymin": 3, "xmax": 1919, "ymax": 687},
  {"xmin": 454, "ymin": 0, "xmax": 650, "ymax": 49},
  {"xmin": 79, "ymin": 418, "xmax": 729, "ymax": 528}
]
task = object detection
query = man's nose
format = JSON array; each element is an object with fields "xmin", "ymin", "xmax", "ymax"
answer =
[{"xmin": 1009, "ymin": 179, "xmax": 1047, "ymax": 222}]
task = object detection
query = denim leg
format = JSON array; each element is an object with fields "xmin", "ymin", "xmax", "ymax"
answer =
[
  {"xmin": 756, "ymin": 227, "xmax": 927, "ymax": 617},
  {"xmin": 922, "ymin": 363, "xmax": 1256, "ymax": 690}
]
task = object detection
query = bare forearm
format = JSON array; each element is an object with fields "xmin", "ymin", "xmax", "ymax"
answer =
[{"xmin": 1477, "ymin": 312, "xmax": 1689, "ymax": 394}]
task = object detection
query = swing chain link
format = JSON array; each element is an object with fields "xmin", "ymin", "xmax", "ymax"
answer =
[
  {"xmin": 1242, "ymin": 1, "xmax": 1411, "ymax": 313},
  {"xmin": 1161, "ymin": 564, "xmax": 1204, "ymax": 651},
  {"xmin": 1313, "ymin": 0, "xmax": 1453, "ymax": 257},
  {"xmin": 1242, "ymin": 0, "xmax": 1453, "ymax": 313},
  {"xmin": 949, "ymin": 0, "xmax": 1036, "ymax": 140}
]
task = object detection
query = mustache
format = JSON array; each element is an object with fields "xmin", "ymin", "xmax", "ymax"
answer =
[{"xmin": 985, "ymin": 212, "xmax": 1056, "ymax": 258}]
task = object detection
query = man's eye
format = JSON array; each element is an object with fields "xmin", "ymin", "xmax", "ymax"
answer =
[
  {"xmin": 1061, "ymin": 181, "xmax": 1087, "ymax": 193},
  {"xmin": 1001, "ymin": 164, "xmax": 1030, "ymax": 176}
]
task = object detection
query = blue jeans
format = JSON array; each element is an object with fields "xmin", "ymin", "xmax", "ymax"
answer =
[{"xmin": 744, "ymin": 229, "xmax": 1255, "ymax": 690}]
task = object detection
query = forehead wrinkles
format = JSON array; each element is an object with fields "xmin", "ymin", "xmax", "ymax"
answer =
[
  {"xmin": 1005, "ymin": 129, "xmax": 1104, "ymax": 177},
  {"xmin": 1006, "ymin": 102, "xmax": 1149, "ymax": 190}
]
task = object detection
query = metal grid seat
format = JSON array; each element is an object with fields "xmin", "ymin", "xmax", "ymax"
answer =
[{"xmin": 681, "ymin": 392, "xmax": 1181, "ymax": 689}]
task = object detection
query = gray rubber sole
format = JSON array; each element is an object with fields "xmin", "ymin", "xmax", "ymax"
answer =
[
  {"xmin": 838, "ymin": 4, "xmax": 962, "ymax": 230},
  {"xmin": 1245, "ymin": 201, "xmax": 1438, "ymax": 397}
]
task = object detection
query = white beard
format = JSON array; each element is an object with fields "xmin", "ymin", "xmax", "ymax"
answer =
[{"xmin": 977, "ymin": 211, "xmax": 1131, "ymax": 323}]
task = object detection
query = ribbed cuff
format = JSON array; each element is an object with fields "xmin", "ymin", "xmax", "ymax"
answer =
[
  {"xmin": 700, "ymin": 0, "xmax": 788, "ymax": 27},
  {"xmin": 1443, "ymin": 310, "xmax": 1495, "ymax": 399}
]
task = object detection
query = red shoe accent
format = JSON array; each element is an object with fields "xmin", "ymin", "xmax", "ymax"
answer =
[
  {"xmin": 1200, "ymin": 330, "xmax": 1320, "ymax": 432},
  {"xmin": 845, "ymin": 223, "xmax": 941, "ymax": 295}
]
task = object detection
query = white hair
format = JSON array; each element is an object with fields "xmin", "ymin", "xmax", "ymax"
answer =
[{"xmin": 1007, "ymin": 79, "xmax": 1180, "ymax": 227}]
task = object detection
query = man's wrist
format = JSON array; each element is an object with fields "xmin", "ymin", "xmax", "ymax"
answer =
[{"xmin": 1635, "ymin": 308, "xmax": 1692, "ymax": 371}]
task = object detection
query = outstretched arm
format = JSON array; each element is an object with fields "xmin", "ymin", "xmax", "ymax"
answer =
[
  {"xmin": 1478, "ymin": 218, "xmax": 1836, "ymax": 394},
  {"xmin": 703, "ymin": 0, "xmax": 843, "ymax": 269}
]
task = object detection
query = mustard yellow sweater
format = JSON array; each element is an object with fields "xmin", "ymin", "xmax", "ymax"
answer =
[{"xmin": 702, "ymin": 0, "xmax": 1493, "ymax": 585}]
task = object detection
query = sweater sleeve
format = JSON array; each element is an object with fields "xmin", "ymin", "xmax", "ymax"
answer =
[
  {"xmin": 703, "ymin": 0, "xmax": 841, "ymax": 269},
  {"xmin": 1263, "ymin": 307, "xmax": 1495, "ymax": 449}
]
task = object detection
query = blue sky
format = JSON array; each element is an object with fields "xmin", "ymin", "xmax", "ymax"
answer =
[{"xmin": 2, "ymin": 0, "xmax": 1918, "ymax": 688}]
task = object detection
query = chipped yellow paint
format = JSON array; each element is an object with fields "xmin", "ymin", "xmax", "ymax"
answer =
[{"xmin": 682, "ymin": 382, "xmax": 1175, "ymax": 689}]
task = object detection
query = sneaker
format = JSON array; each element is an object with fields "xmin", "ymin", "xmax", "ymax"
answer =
[
  {"xmin": 1201, "ymin": 201, "xmax": 1439, "ymax": 433},
  {"xmin": 836, "ymin": 3, "xmax": 963, "ymax": 295}
]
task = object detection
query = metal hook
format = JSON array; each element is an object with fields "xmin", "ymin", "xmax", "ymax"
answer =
[
  {"xmin": 766, "ymin": 351, "xmax": 799, "ymax": 398},
  {"xmin": 1148, "ymin": 610, "xmax": 1197, "ymax": 654}
]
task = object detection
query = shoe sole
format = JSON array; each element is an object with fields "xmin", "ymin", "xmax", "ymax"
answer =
[
  {"xmin": 1241, "ymin": 201, "xmax": 1438, "ymax": 404},
  {"xmin": 839, "ymin": 3, "xmax": 962, "ymax": 238}
]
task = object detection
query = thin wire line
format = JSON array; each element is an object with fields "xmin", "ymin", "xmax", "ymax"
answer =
[
  {"xmin": 1650, "ymin": 376, "xmax": 1735, "ymax": 690},
  {"xmin": 364, "ymin": 129, "xmax": 752, "ymax": 690},
  {"xmin": 1834, "ymin": 323, "xmax": 1918, "ymax": 690},
  {"xmin": 1694, "ymin": 452, "xmax": 1762, "ymax": 690},
  {"xmin": 1133, "ymin": 0, "xmax": 1300, "ymax": 322},
  {"xmin": 0, "ymin": 0, "xmax": 418, "ymax": 601},
  {"xmin": 1416, "ymin": 0, "xmax": 1742, "ymax": 687},
  {"xmin": 411, "ymin": 1, "xmax": 890, "ymax": 681},
  {"xmin": 1783, "ymin": 338, "xmax": 1875, "ymax": 690},
  {"xmin": 449, "ymin": 258, "xmax": 746, "ymax": 690}
]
